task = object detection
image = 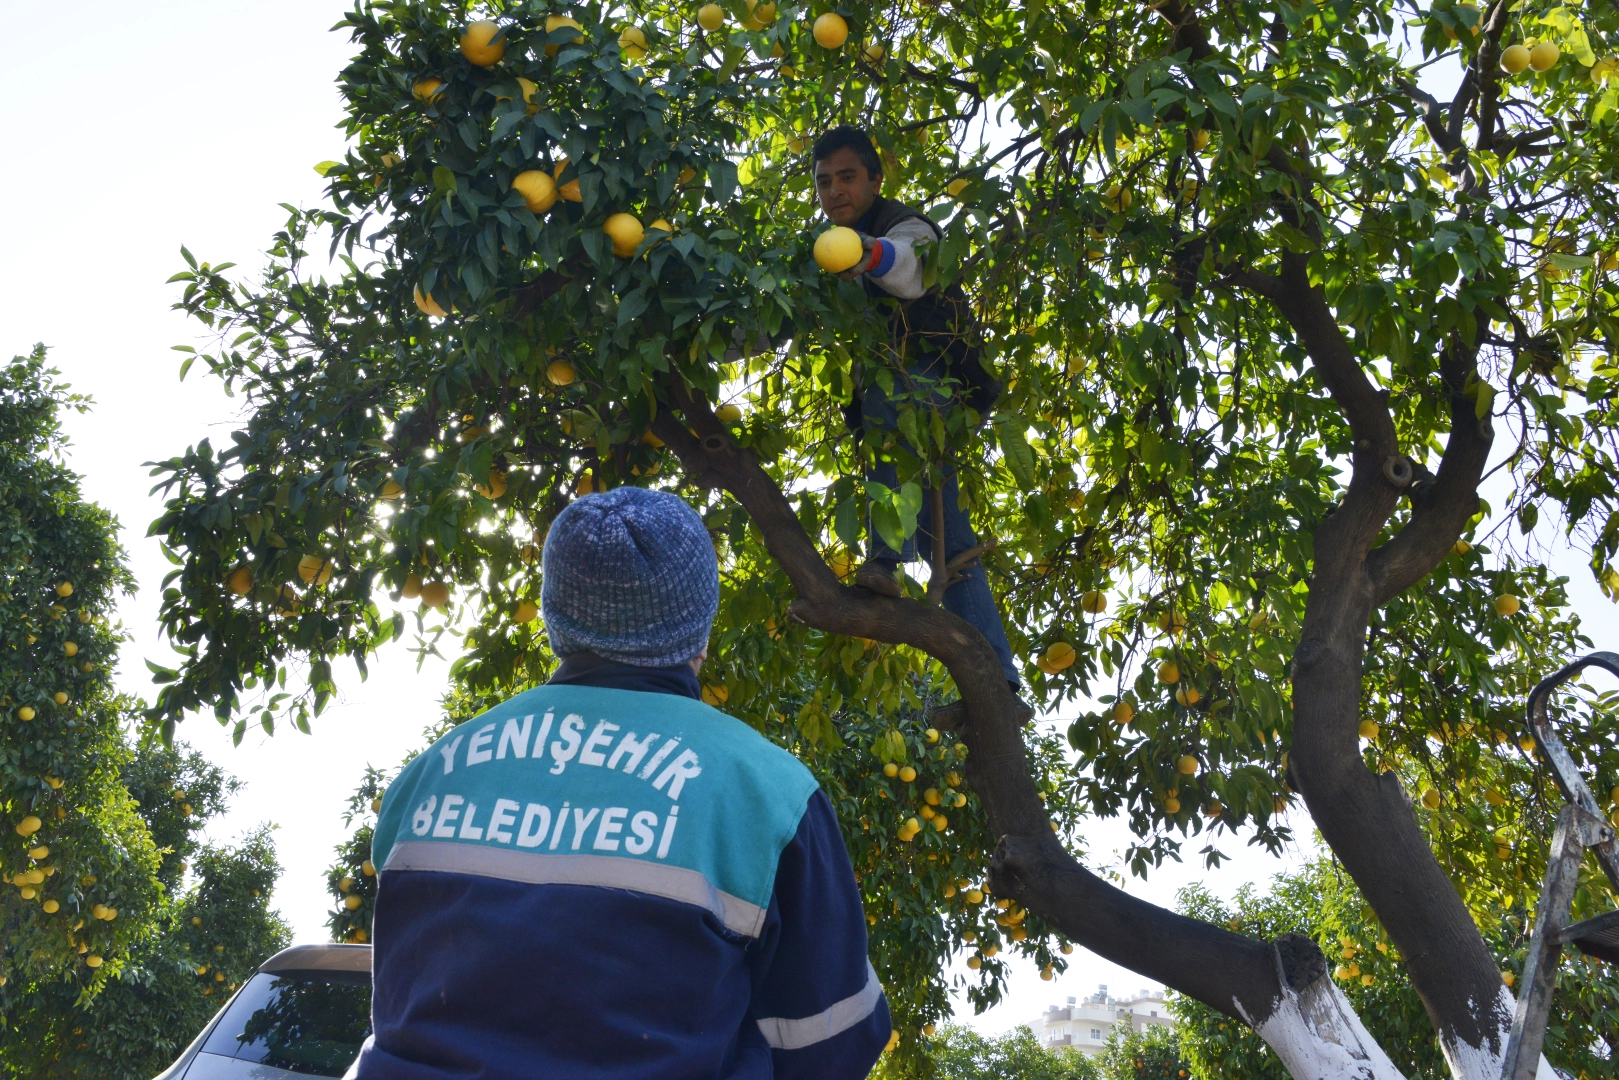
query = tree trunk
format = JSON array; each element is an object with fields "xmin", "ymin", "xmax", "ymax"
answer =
[{"xmin": 649, "ymin": 393, "xmax": 1442, "ymax": 1077}]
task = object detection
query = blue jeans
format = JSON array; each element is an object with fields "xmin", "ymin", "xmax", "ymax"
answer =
[{"xmin": 862, "ymin": 370, "xmax": 1020, "ymax": 688}]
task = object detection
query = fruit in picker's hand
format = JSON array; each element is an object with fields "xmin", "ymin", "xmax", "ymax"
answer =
[{"xmin": 814, "ymin": 226, "xmax": 864, "ymax": 272}]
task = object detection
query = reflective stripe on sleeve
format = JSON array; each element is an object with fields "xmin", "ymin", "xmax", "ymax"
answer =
[
  {"xmin": 755, "ymin": 960, "xmax": 885, "ymax": 1051},
  {"xmin": 382, "ymin": 839, "xmax": 768, "ymax": 938}
]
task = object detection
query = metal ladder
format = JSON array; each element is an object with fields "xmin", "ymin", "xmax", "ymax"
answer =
[{"xmin": 1502, "ymin": 651, "xmax": 1619, "ymax": 1080}]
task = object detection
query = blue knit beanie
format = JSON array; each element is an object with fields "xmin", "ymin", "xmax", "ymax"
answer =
[{"xmin": 541, "ymin": 487, "xmax": 719, "ymax": 667}]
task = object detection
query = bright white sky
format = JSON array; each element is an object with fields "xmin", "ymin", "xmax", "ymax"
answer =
[{"xmin": 4, "ymin": 0, "xmax": 1615, "ymax": 1041}]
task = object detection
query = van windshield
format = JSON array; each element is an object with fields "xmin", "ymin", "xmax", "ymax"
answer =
[{"xmin": 201, "ymin": 969, "xmax": 371, "ymax": 1077}]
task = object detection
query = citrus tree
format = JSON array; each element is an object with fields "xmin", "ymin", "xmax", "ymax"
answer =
[
  {"xmin": 1, "ymin": 347, "xmax": 165, "ymax": 998},
  {"xmin": 0, "ymin": 350, "xmax": 290, "ymax": 1077},
  {"xmin": 147, "ymin": 0, "xmax": 1619, "ymax": 1075}
]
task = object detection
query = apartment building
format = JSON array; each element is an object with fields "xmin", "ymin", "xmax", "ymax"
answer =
[{"xmin": 1029, "ymin": 984, "xmax": 1174, "ymax": 1055}]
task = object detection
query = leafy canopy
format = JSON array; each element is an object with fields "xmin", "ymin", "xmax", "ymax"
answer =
[{"xmin": 147, "ymin": 0, "xmax": 1619, "ymax": 1056}]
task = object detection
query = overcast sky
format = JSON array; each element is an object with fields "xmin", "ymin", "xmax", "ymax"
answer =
[{"xmin": 6, "ymin": 0, "xmax": 1615, "ymax": 1041}]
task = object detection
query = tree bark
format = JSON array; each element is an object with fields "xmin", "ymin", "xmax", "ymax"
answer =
[
  {"xmin": 1242, "ymin": 264, "xmax": 1526, "ymax": 1076},
  {"xmin": 651, "ymin": 387, "xmax": 1339, "ymax": 1046}
]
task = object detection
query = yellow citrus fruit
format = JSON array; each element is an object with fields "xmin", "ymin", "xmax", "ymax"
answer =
[
  {"xmin": 898, "ymin": 766, "xmax": 917, "ymax": 782},
  {"xmin": 1494, "ymin": 594, "xmax": 1521, "ymax": 616},
  {"xmin": 62, "ymin": 642, "xmax": 78, "ymax": 657},
  {"xmin": 226, "ymin": 566, "xmax": 254, "ymax": 595},
  {"xmin": 1191, "ymin": 129, "xmax": 1211, "ymax": 151},
  {"xmin": 697, "ymin": 3, "xmax": 725, "ymax": 31},
  {"xmin": 1593, "ymin": 56, "xmax": 1619, "ymax": 83},
  {"xmin": 1529, "ymin": 41, "xmax": 1559, "ymax": 71},
  {"xmin": 1500, "ymin": 43, "xmax": 1530, "ymax": 73},
  {"xmin": 903, "ymin": 815, "xmax": 921, "ymax": 833},
  {"xmin": 861, "ymin": 42, "xmax": 885, "ymax": 63},
  {"xmin": 298, "ymin": 555, "xmax": 334, "ymax": 586},
  {"xmin": 42, "ymin": 898, "xmax": 60, "ymax": 913},
  {"xmin": 514, "ymin": 600, "xmax": 539, "ymax": 623},
  {"xmin": 604, "ymin": 212, "xmax": 646, "ymax": 257},
  {"xmin": 362, "ymin": 859, "xmax": 376, "ymax": 875},
  {"xmin": 15, "ymin": 816, "xmax": 41, "ymax": 837},
  {"xmin": 56, "ymin": 582, "xmax": 73, "ymax": 597},
  {"xmin": 461, "ymin": 20, "xmax": 505, "ymax": 66},
  {"xmin": 813, "ymin": 12, "xmax": 849, "ymax": 48},
  {"xmin": 1164, "ymin": 796, "xmax": 1182, "ymax": 813},
  {"xmin": 401, "ymin": 573, "xmax": 422, "ymax": 599},
  {"xmin": 1175, "ymin": 686, "xmax": 1201, "ymax": 706},
  {"xmin": 380, "ymin": 479, "xmax": 404, "ymax": 501},
  {"xmin": 546, "ymin": 359, "xmax": 577, "ymax": 386},
  {"xmin": 744, "ymin": 0, "xmax": 777, "ymax": 28},
  {"xmin": 513, "ymin": 170, "xmax": 558, "ymax": 213},
  {"xmin": 1359, "ymin": 719, "xmax": 1380, "ymax": 739},
  {"xmin": 715, "ymin": 403, "xmax": 743, "ymax": 423},
  {"xmin": 883, "ymin": 762, "xmax": 899, "ymax": 777},
  {"xmin": 1452, "ymin": 539, "xmax": 1471, "ymax": 555},
  {"xmin": 474, "ymin": 469, "xmax": 508, "ymax": 499},
  {"xmin": 1104, "ymin": 184, "xmax": 1132, "ymax": 212},
  {"xmin": 1176, "ymin": 755, "xmax": 1199, "ymax": 775},
  {"xmin": 413, "ymin": 77, "xmax": 444, "ymax": 102},
  {"xmin": 1157, "ymin": 610, "xmax": 1187, "ymax": 635},
  {"xmin": 27, "ymin": 846, "xmax": 47, "ymax": 859},
  {"xmin": 779, "ymin": 63, "xmax": 796, "ymax": 78},
  {"xmin": 414, "ymin": 286, "xmax": 448, "ymax": 318},
  {"xmin": 420, "ymin": 581, "xmax": 451, "ymax": 609},
  {"xmin": 1422, "ymin": 788, "xmax": 1441, "ymax": 809},
  {"xmin": 925, "ymin": 727, "xmax": 940, "ymax": 744},
  {"xmin": 516, "ymin": 77, "xmax": 538, "ymax": 113},
  {"xmin": 946, "ymin": 178, "xmax": 969, "ymax": 197},
  {"xmin": 17, "ymin": 707, "xmax": 35, "ymax": 722},
  {"xmin": 576, "ymin": 471, "xmax": 596, "ymax": 496},
  {"xmin": 1111, "ymin": 700, "xmax": 1134, "ymax": 724},
  {"xmin": 702, "ymin": 683, "xmax": 730, "ymax": 705},
  {"xmin": 618, "ymin": 25, "xmax": 648, "ymax": 59},
  {"xmin": 814, "ymin": 226, "xmax": 865, "ymax": 272},
  {"xmin": 545, "ymin": 14, "xmax": 584, "ymax": 55},
  {"xmin": 53, "ymin": 692, "xmax": 68, "ymax": 706},
  {"xmin": 1158, "ymin": 661, "xmax": 1180, "ymax": 684},
  {"xmin": 1039, "ymin": 642, "xmax": 1077, "ymax": 673},
  {"xmin": 1080, "ymin": 590, "xmax": 1108, "ymax": 613},
  {"xmin": 344, "ymin": 894, "xmax": 363, "ymax": 910},
  {"xmin": 966, "ymin": 955, "xmax": 982, "ymax": 970},
  {"xmin": 85, "ymin": 955, "xmax": 103, "ymax": 969}
]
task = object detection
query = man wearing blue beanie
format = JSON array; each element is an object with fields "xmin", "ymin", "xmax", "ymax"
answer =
[{"xmin": 356, "ymin": 487, "xmax": 891, "ymax": 1079}]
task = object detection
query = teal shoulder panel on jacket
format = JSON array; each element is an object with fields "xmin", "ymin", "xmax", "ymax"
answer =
[{"xmin": 373, "ymin": 685, "xmax": 818, "ymax": 932}]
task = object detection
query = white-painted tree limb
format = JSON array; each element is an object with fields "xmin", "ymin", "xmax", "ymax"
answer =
[
  {"xmin": 1437, "ymin": 985, "xmax": 1562, "ymax": 1080},
  {"xmin": 1238, "ymin": 967, "xmax": 1408, "ymax": 1080},
  {"xmin": 1238, "ymin": 956, "xmax": 1563, "ymax": 1080}
]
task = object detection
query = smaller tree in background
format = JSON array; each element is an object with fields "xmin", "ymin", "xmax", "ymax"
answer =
[
  {"xmin": 1089, "ymin": 1024, "xmax": 1192, "ymax": 1080},
  {"xmin": 324, "ymin": 766, "xmax": 390, "ymax": 944},
  {"xmin": 1, "ymin": 743, "xmax": 290, "ymax": 1080},
  {"xmin": 912, "ymin": 1023, "xmax": 1093, "ymax": 1080},
  {"xmin": 0, "ymin": 349, "xmax": 289, "ymax": 1079}
]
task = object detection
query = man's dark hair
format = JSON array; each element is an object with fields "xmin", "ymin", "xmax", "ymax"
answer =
[{"xmin": 812, "ymin": 125, "xmax": 882, "ymax": 178}]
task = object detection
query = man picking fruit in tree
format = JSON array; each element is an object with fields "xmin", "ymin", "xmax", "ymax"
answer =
[
  {"xmin": 812, "ymin": 126, "xmax": 1025, "ymax": 713},
  {"xmin": 357, "ymin": 488, "xmax": 889, "ymax": 1078}
]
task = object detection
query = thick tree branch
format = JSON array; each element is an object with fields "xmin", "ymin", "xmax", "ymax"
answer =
[
  {"xmin": 1366, "ymin": 328, "xmax": 1493, "ymax": 604},
  {"xmin": 649, "ymin": 380, "xmax": 1294, "ymax": 1025}
]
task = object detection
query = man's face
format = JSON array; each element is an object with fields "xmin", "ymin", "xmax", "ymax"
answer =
[{"xmin": 815, "ymin": 145, "xmax": 882, "ymax": 227}]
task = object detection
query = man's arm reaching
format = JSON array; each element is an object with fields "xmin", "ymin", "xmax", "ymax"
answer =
[{"xmin": 849, "ymin": 216, "xmax": 937, "ymax": 300}]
